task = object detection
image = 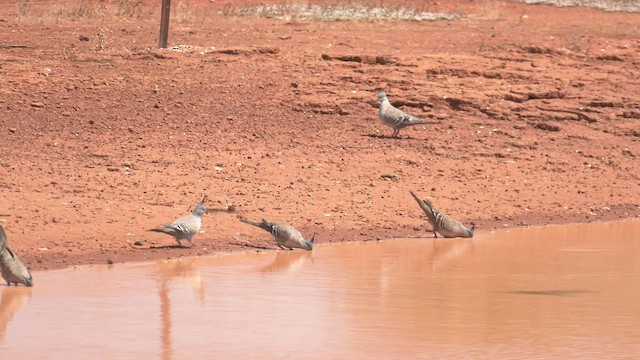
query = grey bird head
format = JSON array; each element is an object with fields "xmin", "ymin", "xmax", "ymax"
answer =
[
  {"xmin": 377, "ymin": 90, "xmax": 388, "ymax": 104},
  {"xmin": 302, "ymin": 233, "xmax": 316, "ymax": 251},
  {"xmin": 468, "ymin": 223, "xmax": 476, "ymax": 237},
  {"xmin": 193, "ymin": 202, "xmax": 207, "ymax": 217},
  {"xmin": 193, "ymin": 195, "xmax": 207, "ymax": 216}
]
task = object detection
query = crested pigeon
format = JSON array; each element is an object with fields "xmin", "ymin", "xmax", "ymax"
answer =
[
  {"xmin": 377, "ymin": 91, "xmax": 435, "ymax": 138},
  {"xmin": 240, "ymin": 218, "xmax": 315, "ymax": 251},
  {"xmin": 0, "ymin": 225, "xmax": 33, "ymax": 287},
  {"xmin": 149, "ymin": 197, "xmax": 208, "ymax": 247},
  {"xmin": 410, "ymin": 191, "xmax": 475, "ymax": 238}
]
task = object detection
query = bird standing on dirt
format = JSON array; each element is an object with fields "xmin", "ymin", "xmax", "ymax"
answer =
[
  {"xmin": 410, "ymin": 191, "xmax": 475, "ymax": 238},
  {"xmin": 240, "ymin": 218, "xmax": 315, "ymax": 251},
  {"xmin": 378, "ymin": 91, "xmax": 434, "ymax": 138},
  {"xmin": 149, "ymin": 197, "xmax": 208, "ymax": 247},
  {"xmin": 0, "ymin": 225, "xmax": 34, "ymax": 287}
]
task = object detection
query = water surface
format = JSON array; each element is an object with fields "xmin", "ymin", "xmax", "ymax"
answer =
[{"xmin": 1, "ymin": 219, "xmax": 639, "ymax": 359}]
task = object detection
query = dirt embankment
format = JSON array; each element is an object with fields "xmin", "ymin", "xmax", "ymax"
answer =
[{"xmin": 0, "ymin": 0, "xmax": 638, "ymax": 270}]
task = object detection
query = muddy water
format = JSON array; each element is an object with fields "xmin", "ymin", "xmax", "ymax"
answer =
[{"xmin": 1, "ymin": 220, "xmax": 639, "ymax": 359}]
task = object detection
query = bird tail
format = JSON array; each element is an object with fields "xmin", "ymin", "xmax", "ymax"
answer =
[
  {"xmin": 149, "ymin": 227, "xmax": 173, "ymax": 235},
  {"xmin": 405, "ymin": 119, "xmax": 439, "ymax": 126},
  {"xmin": 240, "ymin": 218, "xmax": 273, "ymax": 233},
  {"xmin": 409, "ymin": 191, "xmax": 437, "ymax": 223},
  {"xmin": 239, "ymin": 218, "xmax": 261, "ymax": 227}
]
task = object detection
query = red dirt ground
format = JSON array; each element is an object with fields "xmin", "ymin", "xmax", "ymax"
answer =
[{"xmin": 0, "ymin": 0, "xmax": 638, "ymax": 271}]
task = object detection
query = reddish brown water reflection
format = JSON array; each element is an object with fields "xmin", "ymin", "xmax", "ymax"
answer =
[{"xmin": 0, "ymin": 219, "xmax": 639, "ymax": 358}]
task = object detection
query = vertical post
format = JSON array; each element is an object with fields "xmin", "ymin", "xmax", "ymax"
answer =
[{"xmin": 159, "ymin": 0, "xmax": 171, "ymax": 48}]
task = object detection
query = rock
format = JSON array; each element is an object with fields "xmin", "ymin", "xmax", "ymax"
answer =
[{"xmin": 534, "ymin": 122, "xmax": 561, "ymax": 132}]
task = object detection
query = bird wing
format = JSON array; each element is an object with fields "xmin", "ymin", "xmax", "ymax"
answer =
[
  {"xmin": 5, "ymin": 246, "xmax": 17, "ymax": 260},
  {"xmin": 421, "ymin": 198, "xmax": 472, "ymax": 238},
  {"xmin": 272, "ymin": 223, "xmax": 307, "ymax": 249},
  {"xmin": 383, "ymin": 103, "xmax": 426, "ymax": 126},
  {"xmin": 169, "ymin": 215, "xmax": 199, "ymax": 235}
]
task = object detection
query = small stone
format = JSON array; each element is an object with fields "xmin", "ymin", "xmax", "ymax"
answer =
[
  {"xmin": 30, "ymin": 101, "xmax": 45, "ymax": 108},
  {"xmin": 133, "ymin": 241, "xmax": 143, "ymax": 246},
  {"xmin": 8, "ymin": 128, "xmax": 17, "ymax": 133},
  {"xmin": 535, "ymin": 122, "xmax": 561, "ymax": 132},
  {"xmin": 107, "ymin": 258, "xmax": 114, "ymax": 264}
]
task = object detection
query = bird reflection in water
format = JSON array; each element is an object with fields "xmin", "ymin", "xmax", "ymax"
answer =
[
  {"xmin": 430, "ymin": 238, "xmax": 474, "ymax": 272},
  {"xmin": 258, "ymin": 251, "xmax": 314, "ymax": 275},
  {"xmin": 0, "ymin": 287, "xmax": 32, "ymax": 344},
  {"xmin": 152, "ymin": 259, "xmax": 204, "ymax": 360}
]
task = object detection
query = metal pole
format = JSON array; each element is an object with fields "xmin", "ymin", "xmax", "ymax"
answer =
[{"xmin": 159, "ymin": 0, "xmax": 171, "ymax": 48}]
